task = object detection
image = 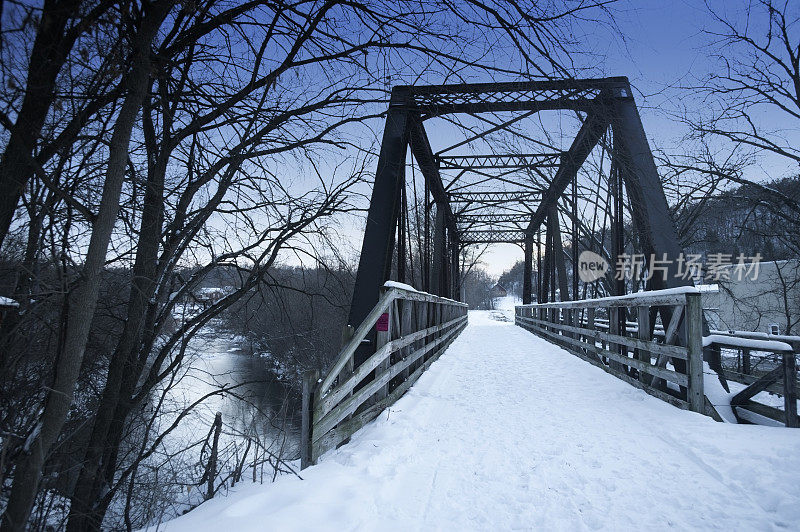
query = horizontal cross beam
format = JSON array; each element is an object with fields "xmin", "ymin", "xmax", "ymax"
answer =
[
  {"xmin": 438, "ymin": 153, "xmax": 562, "ymax": 169},
  {"xmin": 447, "ymin": 191, "xmax": 540, "ymax": 202},
  {"xmin": 456, "ymin": 213, "xmax": 530, "ymax": 222},
  {"xmin": 404, "ymin": 77, "xmax": 631, "ymax": 117},
  {"xmin": 459, "ymin": 229, "xmax": 528, "ymax": 244}
]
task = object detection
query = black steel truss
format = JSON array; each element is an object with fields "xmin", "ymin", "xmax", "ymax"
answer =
[
  {"xmin": 348, "ymin": 76, "xmax": 719, "ymax": 376},
  {"xmin": 447, "ymin": 191, "xmax": 540, "ymax": 201},
  {"xmin": 456, "ymin": 213, "xmax": 530, "ymax": 222},
  {"xmin": 411, "ymin": 77, "xmax": 631, "ymax": 117}
]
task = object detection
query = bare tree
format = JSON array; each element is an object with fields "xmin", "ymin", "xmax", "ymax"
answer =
[
  {"xmin": 664, "ymin": 0, "xmax": 800, "ymax": 230},
  {"xmin": 2, "ymin": 2, "xmax": 174, "ymax": 529},
  {"xmin": 0, "ymin": 1, "xmax": 620, "ymax": 529}
]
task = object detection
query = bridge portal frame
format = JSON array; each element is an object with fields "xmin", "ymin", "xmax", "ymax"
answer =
[{"xmin": 348, "ymin": 77, "xmax": 712, "ymax": 371}]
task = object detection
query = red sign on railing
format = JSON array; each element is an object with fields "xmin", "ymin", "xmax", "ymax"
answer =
[{"xmin": 376, "ymin": 312, "xmax": 389, "ymax": 332}]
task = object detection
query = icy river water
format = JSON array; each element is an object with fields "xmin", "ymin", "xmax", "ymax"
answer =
[{"xmin": 156, "ymin": 319, "xmax": 302, "ymax": 464}]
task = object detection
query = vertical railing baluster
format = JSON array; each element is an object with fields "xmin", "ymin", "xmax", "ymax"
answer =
[
  {"xmin": 637, "ymin": 305, "xmax": 651, "ymax": 384},
  {"xmin": 783, "ymin": 352, "xmax": 798, "ymax": 428},
  {"xmin": 401, "ymin": 298, "xmax": 412, "ymax": 380},
  {"xmin": 609, "ymin": 306, "xmax": 622, "ymax": 371},
  {"xmin": 685, "ymin": 292, "xmax": 705, "ymax": 413},
  {"xmin": 301, "ymin": 368, "xmax": 320, "ymax": 469},
  {"xmin": 375, "ymin": 295, "xmax": 393, "ymax": 401}
]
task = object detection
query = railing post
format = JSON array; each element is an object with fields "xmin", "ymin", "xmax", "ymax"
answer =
[
  {"xmin": 341, "ymin": 324, "xmax": 355, "ymax": 395},
  {"xmin": 685, "ymin": 293, "xmax": 705, "ymax": 413},
  {"xmin": 420, "ymin": 301, "xmax": 430, "ymax": 365},
  {"xmin": 375, "ymin": 295, "xmax": 393, "ymax": 401},
  {"xmin": 783, "ymin": 352, "xmax": 798, "ymax": 428},
  {"xmin": 401, "ymin": 299, "xmax": 413, "ymax": 380},
  {"xmin": 565, "ymin": 308, "xmax": 573, "ymax": 339},
  {"xmin": 742, "ymin": 348, "xmax": 751, "ymax": 375},
  {"xmin": 609, "ymin": 306, "xmax": 623, "ymax": 372},
  {"xmin": 637, "ymin": 305, "xmax": 651, "ymax": 384},
  {"xmin": 301, "ymin": 368, "xmax": 320, "ymax": 469}
]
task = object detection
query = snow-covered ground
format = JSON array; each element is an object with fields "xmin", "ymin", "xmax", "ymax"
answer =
[{"xmin": 155, "ymin": 309, "xmax": 800, "ymax": 531}]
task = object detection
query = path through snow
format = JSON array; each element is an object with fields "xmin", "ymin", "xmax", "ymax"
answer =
[{"xmin": 158, "ymin": 309, "xmax": 800, "ymax": 531}]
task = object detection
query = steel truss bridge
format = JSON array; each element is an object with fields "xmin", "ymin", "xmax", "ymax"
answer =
[
  {"xmin": 298, "ymin": 78, "xmax": 799, "ymax": 468},
  {"xmin": 350, "ymin": 77, "xmax": 691, "ymax": 346}
]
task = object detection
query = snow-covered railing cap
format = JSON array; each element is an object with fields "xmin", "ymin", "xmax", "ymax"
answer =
[
  {"xmin": 710, "ymin": 329, "xmax": 800, "ymax": 345},
  {"xmin": 702, "ymin": 334, "xmax": 793, "ymax": 352},
  {"xmin": 381, "ymin": 280, "xmax": 466, "ymax": 306},
  {"xmin": 515, "ymin": 286, "xmax": 707, "ymax": 310}
]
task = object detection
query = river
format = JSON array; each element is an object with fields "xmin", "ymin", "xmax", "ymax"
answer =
[{"xmin": 147, "ymin": 315, "xmax": 302, "ymax": 494}]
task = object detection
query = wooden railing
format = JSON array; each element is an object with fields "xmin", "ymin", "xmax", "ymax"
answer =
[
  {"xmin": 704, "ymin": 332, "xmax": 798, "ymax": 427},
  {"xmin": 300, "ymin": 285, "xmax": 468, "ymax": 467},
  {"xmin": 515, "ymin": 288, "xmax": 710, "ymax": 415}
]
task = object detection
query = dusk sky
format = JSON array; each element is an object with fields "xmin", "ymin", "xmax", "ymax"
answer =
[
  {"xmin": 264, "ymin": 1, "xmax": 794, "ymax": 278},
  {"xmin": 445, "ymin": 0, "xmax": 798, "ymax": 276}
]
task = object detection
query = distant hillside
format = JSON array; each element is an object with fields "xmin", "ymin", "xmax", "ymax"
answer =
[
  {"xmin": 497, "ymin": 175, "xmax": 800, "ymax": 292},
  {"xmin": 676, "ymin": 175, "xmax": 800, "ymax": 261}
]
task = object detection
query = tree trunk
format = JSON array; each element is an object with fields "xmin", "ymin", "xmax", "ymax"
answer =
[
  {"xmin": 0, "ymin": 0, "xmax": 80, "ymax": 249},
  {"xmin": 0, "ymin": 3, "xmax": 173, "ymax": 530},
  {"xmin": 66, "ymin": 96, "xmax": 170, "ymax": 532}
]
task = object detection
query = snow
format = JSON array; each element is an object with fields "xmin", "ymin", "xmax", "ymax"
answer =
[
  {"xmin": 383, "ymin": 280, "xmax": 418, "ymax": 292},
  {"xmin": 0, "ymin": 296, "xmax": 18, "ymax": 307},
  {"xmin": 735, "ymin": 407, "xmax": 785, "ymax": 427},
  {"xmin": 493, "ymin": 294, "xmax": 521, "ymax": 312},
  {"xmin": 382, "ymin": 281, "xmax": 464, "ymax": 305},
  {"xmin": 703, "ymin": 334, "xmax": 793, "ymax": 352},
  {"xmin": 702, "ymin": 365, "xmax": 738, "ymax": 423},
  {"xmin": 156, "ymin": 310, "xmax": 800, "ymax": 531},
  {"xmin": 711, "ymin": 329, "xmax": 800, "ymax": 344},
  {"xmin": 517, "ymin": 285, "xmax": 705, "ymax": 309},
  {"xmin": 697, "ymin": 283, "xmax": 719, "ymax": 292}
]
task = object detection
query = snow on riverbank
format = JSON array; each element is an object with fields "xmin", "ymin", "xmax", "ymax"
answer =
[{"xmin": 154, "ymin": 310, "xmax": 800, "ymax": 531}]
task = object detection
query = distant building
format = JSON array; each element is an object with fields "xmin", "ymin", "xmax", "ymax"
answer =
[
  {"xmin": 491, "ymin": 283, "xmax": 508, "ymax": 299},
  {"xmin": 702, "ymin": 259, "xmax": 799, "ymax": 335},
  {"xmin": 193, "ymin": 286, "xmax": 234, "ymax": 307}
]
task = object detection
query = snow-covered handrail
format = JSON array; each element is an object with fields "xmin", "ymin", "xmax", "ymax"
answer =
[
  {"xmin": 515, "ymin": 290, "xmax": 798, "ymax": 428},
  {"xmin": 319, "ymin": 284, "xmax": 467, "ymax": 395},
  {"xmin": 300, "ymin": 284, "xmax": 468, "ymax": 468},
  {"xmin": 703, "ymin": 334, "xmax": 792, "ymax": 352},
  {"xmin": 702, "ymin": 333, "xmax": 797, "ymax": 427},
  {"xmin": 709, "ymin": 329, "xmax": 800, "ymax": 346},
  {"xmin": 515, "ymin": 286, "xmax": 703, "ymax": 310}
]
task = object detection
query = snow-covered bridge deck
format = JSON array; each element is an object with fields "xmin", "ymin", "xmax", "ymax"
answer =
[{"xmin": 162, "ymin": 309, "xmax": 800, "ymax": 531}]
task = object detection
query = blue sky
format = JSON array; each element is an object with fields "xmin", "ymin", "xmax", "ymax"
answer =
[
  {"xmin": 293, "ymin": 1, "xmax": 798, "ymax": 278},
  {"xmin": 464, "ymin": 0, "xmax": 799, "ymax": 276},
  {"xmin": 478, "ymin": 0, "xmax": 718, "ymax": 275}
]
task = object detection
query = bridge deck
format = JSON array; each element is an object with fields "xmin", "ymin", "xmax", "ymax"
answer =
[{"xmin": 163, "ymin": 307, "xmax": 800, "ymax": 531}]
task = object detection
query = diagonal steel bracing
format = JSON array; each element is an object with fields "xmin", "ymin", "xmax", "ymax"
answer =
[{"xmin": 348, "ymin": 76, "xmax": 716, "ymax": 379}]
